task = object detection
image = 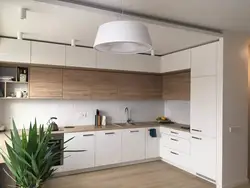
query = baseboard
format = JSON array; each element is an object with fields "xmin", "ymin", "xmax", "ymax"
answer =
[
  {"xmin": 54, "ymin": 157, "xmax": 161, "ymax": 177},
  {"xmin": 220, "ymin": 178, "xmax": 249, "ymax": 188}
]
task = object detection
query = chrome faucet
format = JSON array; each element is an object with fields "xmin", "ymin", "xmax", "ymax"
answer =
[{"xmin": 125, "ymin": 107, "xmax": 132, "ymax": 124}]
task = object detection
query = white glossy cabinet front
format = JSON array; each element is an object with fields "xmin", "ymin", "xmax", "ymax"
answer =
[
  {"xmin": 191, "ymin": 135, "xmax": 216, "ymax": 182},
  {"xmin": 66, "ymin": 46, "xmax": 96, "ymax": 68},
  {"xmin": 63, "ymin": 132, "xmax": 95, "ymax": 171},
  {"xmin": 190, "ymin": 76, "xmax": 217, "ymax": 138},
  {"xmin": 122, "ymin": 128, "xmax": 146, "ymax": 162},
  {"xmin": 161, "ymin": 49, "xmax": 191, "ymax": 73},
  {"xmin": 146, "ymin": 127, "xmax": 160, "ymax": 159},
  {"xmin": 95, "ymin": 130, "xmax": 122, "ymax": 166},
  {"xmin": 0, "ymin": 38, "xmax": 30, "ymax": 63},
  {"xmin": 191, "ymin": 42, "xmax": 218, "ymax": 77},
  {"xmin": 31, "ymin": 41, "xmax": 65, "ymax": 66}
]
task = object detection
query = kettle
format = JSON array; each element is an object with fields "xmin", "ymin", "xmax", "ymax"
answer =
[{"xmin": 47, "ymin": 117, "xmax": 59, "ymax": 131}]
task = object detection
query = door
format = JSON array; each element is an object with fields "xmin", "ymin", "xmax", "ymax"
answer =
[
  {"xmin": 190, "ymin": 76, "xmax": 217, "ymax": 138},
  {"xmin": 29, "ymin": 67, "xmax": 63, "ymax": 99},
  {"xmin": 146, "ymin": 127, "xmax": 160, "ymax": 159},
  {"xmin": 63, "ymin": 132, "xmax": 95, "ymax": 171},
  {"xmin": 66, "ymin": 46, "xmax": 96, "ymax": 68},
  {"xmin": 191, "ymin": 42, "xmax": 218, "ymax": 77},
  {"xmin": 191, "ymin": 135, "xmax": 216, "ymax": 182},
  {"xmin": 0, "ymin": 38, "xmax": 30, "ymax": 63},
  {"xmin": 122, "ymin": 128, "xmax": 146, "ymax": 162},
  {"xmin": 95, "ymin": 130, "xmax": 122, "ymax": 166},
  {"xmin": 31, "ymin": 41, "xmax": 65, "ymax": 66}
]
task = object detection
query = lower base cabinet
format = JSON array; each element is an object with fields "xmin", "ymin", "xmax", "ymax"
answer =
[
  {"xmin": 122, "ymin": 128, "xmax": 146, "ymax": 162},
  {"xmin": 95, "ymin": 130, "xmax": 122, "ymax": 166},
  {"xmin": 191, "ymin": 135, "xmax": 216, "ymax": 182},
  {"xmin": 146, "ymin": 127, "xmax": 160, "ymax": 159}
]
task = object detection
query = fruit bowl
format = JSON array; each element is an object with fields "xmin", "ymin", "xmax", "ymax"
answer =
[{"xmin": 156, "ymin": 116, "xmax": 173, "ymax": 124}]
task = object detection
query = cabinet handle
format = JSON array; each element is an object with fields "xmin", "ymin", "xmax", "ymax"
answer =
[
  {"xmin": 192, "ymin": 136, "xmax": 202, "ymax": 140},
  {"xmin": 105, "ymin": 132, "xmax": 115, "ymax": 135},
  {"xmin": 130, "ymin": 130, "xmax": 139, "ymax": 133},
  {"xmin": 170, "ymin": 138, "xmax": 178, "ymax": 142},
  {"xmin": 192, "ymin": 129, "xmax": 202, "ymax": 132},
  {"xmin": 170, "ymin": 131, "xmax": 178, "ymax": 134},
  {"xmin": 83, "ymin": 134, "xmax": 94, "ymax": 137},
  {"xmin": 170, "ymin": 151, "xmax": 179, "ymax": 156}
]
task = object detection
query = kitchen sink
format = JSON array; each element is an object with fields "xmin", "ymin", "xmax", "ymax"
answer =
[{"xmin": 112, "ymin": 123, "xmax": 137, "ymax": 127}]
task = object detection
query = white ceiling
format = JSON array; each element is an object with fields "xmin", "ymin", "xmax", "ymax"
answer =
[{"xmin": 0, "ymin": 0, "xmax": 220, "ymax": 55}]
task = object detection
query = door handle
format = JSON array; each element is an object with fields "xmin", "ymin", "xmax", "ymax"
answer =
[
  {"xmin": 83, "ymin": 134, "xmax": 94, "ymax": 137},
  {"xmin": 192, "ymin": 129, "xmax": 202, "ymax": 132},
  {"xmin": 130, "ymin": 130, "xmax": 139, "ymax": 133},
  {"xmin": 105, "ymin": 132, "xmax": 115, "ymax": 135},
  {"xmin": 170, "ymin": 151, "xmax": 179, "ymax": 156},
  {"xmin": 170, "ymin": 131, "xmax": 178, "ymax": 134},
  {"xmin": 192, "ymin": 136, "xmax": 202, "ymax": 140},
  {"xmin": 170, "ymin": 138, "xmax": 178, "ymax": 142}
]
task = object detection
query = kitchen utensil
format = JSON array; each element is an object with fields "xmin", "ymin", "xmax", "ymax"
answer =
[
  {"xmin": 101, "ymin": 116, "xmax": 107, "ymax": 126},
  {"xmin": 16, "ymin": 91, "xmax": 23, "ymax": 98},
  {"xmin": 47, "ymin": 117, "xmax": 59, "ymax": 131},
  {"xmin": 22, "ymin": 91, "xmax": 28, "ymax": 98}
]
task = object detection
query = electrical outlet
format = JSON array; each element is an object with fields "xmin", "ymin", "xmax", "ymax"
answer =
[{"xmin": 81, "ymin": 112, "xmax": 88, "ymax": 118}]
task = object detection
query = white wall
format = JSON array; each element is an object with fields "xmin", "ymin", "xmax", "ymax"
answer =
[
  {"xmin": 164, "ymin": 100, "xmax": 190, "ymax": 125},
  {"xmin": 0, "ymin": 100, "xmax": 164, "ymax": 129},
  {"xmin": 217, "ymin": 33, "xmax": 249, "ymax": 188}
]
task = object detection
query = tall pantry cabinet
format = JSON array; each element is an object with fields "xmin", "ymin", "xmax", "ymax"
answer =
[{"xmin": 190, "ymin": 42, "xmax": 218, "ymax": 183}]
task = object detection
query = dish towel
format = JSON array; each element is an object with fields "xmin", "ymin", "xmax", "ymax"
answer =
[{"xmin": 149, "ymin": 128, "xmax": 157, "ymax": 138}]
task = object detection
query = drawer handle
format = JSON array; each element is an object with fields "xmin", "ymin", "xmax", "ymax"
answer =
[
  {"xmin": 105, "ymin": 132, "xmax": 115, "ymax": 135},
  {"xmin": 170, "ymin": 151, "xmax": 179, "ymax": 156},
  {"xmin": 192, "ymin": 129, "xmax": 202, "ymax": 132},
  {"xmin": 192, "ymin": 136, "xmax": 202, "ymax": 140},
  {"xmin": 170, "ymin": 138, "xmax": 178, "ymax": 142},
  {"xmin": 171, "ymin": 131, "xmax": 178, "ymax": 134},
  {"xmin": 130, "ymin": 130, "xmax": 139, "ymax": 133},
  {"xmin": 83, "ymin": 134, "xmax": 94, "ymax": 137}
]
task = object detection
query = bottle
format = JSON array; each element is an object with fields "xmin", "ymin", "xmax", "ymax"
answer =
[{"xmin": 95, "ymin": 109, "xmax": 101, "ymax": 127}]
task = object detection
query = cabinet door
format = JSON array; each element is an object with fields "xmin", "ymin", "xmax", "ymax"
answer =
[
  {"xmin": 95, "ymin": 130, "xmax": 122, "ymax": 166},
  {"xmin": 146, "ymin": 127, "xmax": 160, "ymax": 159},
  {"xmin": 97, "ymin": 52, "xmax": 124, "ymax": 71},
  {"xmin": 29, "ymin": 67, "xmax": 63, "ymax": 98},
  {"xmin": 190, "ymin": 76, "xmax": 217, "ymax": 138},
  {"xmin": 122, "ymin": 128, "xmax": 146, "ymax": 162},
  {"xmin": 63, "ymin": 69, "xmax": 92, "ymax": 99},
  {"xmin": 191, "ymin": 135, "xmax": 216, "ymax": 182},
  {"xmin": 0, "ymin": 38, "xmax": 30, "ymax": 63},
  {"xmin": 161, "ymin": 49, "xmax": 191, "ymax": 73},
  {"xmin": 63, "ymin": 132, "xmax": 95, "ymax": 171},
  {"xmin": 162, "ymin": 72, "xmax": 190, "ymax": 100},
  {"xmin": 66, "ymin": 46, "xmax": 96, "ymax": 68},
  {"xmin": 191, "ymin": 42, "xmax": 218, "ymax": 77},
  {"xmin": 31, "ymin": 42, "xmax": 65, "ymax": 66}
]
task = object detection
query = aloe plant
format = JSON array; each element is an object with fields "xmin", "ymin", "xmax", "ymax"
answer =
[{"xmin": 0, "ymin": 119, "xmax": 70, "ymax": 188}]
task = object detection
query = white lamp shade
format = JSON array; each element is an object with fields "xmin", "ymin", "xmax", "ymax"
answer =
[{"xmin": 94, "ymin": 21, "xmax": 152, "ymax": 54}]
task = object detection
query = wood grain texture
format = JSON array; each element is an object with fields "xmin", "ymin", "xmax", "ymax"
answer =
[
  {"xmin": 163, "ymin": 72, "xmax": 190, "ymax": 100},
  {"xmin": 45, "ymin": 161, "xmax": 215, "ymax": 188},
  {"xmin": 29, "ymin": 67, "xmax": 63, "ymax": 98}
]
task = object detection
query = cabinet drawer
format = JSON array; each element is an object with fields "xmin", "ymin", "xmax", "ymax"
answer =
[
  {"xmin": 169, "ymin": 129, "xmax": 190, "ymax": 140},
  {"xmin": 167, "ymin": 136, "xmax": 190, "ymax": 154}
]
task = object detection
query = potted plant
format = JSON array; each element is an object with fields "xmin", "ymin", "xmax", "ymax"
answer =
[{"xmin": 0, "ymin": 119, "xmax": 71, "ymax": 188}]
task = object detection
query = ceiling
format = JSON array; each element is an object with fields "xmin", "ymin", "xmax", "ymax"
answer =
[{"xmin": 0, "ymin": 0, "xmax": 222, "ymax": 55}]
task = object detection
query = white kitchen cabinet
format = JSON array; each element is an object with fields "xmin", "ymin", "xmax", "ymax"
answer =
[
  {"xmin": 31, "ymin": 41, "xmax": 65, "ymax": 66},
  {"xmin": 191, "ymin": 135, "xmax": 216, "ymax": 183},
  {"xmin": 0, "ymin": 38, "xmax": 30, "ymax": 63},
  {"xmin": 191, "ymin": 42, "xmax": 218, "ymax": 77},
  {"xmin": 161, "ymin": 49, "xmax": 191, "ymax": 73},
  {"xmin": 66, "ymin": 46, "xmax": 96, "ymax": 68},
  {"xmin": 97, "ymin": 52, "xmax": 160, "ymax": 73},
  {"xmin": 190, "ymin": 76, "xmax": 217, "ymax": 138},
  {"xmin": 146, "ymin": 127, "xmax": 160, "ymax": 159},
  {"xmin": 63, "ymin": 132, "xmax": 95, "ymax": 171},
  {"xmin": 95, "ymin": 130, "xmax": 122, "ymax": 166},
  {"xmin": 122, "ymin": 128, "xmax": 146, "ymax": 162}
]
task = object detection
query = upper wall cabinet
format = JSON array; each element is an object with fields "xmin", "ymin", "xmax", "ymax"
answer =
[
  {"xmin": 161, "ymin": 49, "xmax": 191, "ymax": 73},
  {"xmin": 97, "ymin": 52, "xmax": 160, "ymax": 73},
  {"xmin": 191, "ymin": 42, "xmax": 218, "ymax": 77},
  {"xmin": 31, "ymin": 42, "xmax": 65, "ymax": 66},
  {"xmin": 65, "ymin": 46, "xmax": 96, "ymax": 68},
  {"xmin": 0, "ymin": 38, "xmax": 31, "ymax": 63}
]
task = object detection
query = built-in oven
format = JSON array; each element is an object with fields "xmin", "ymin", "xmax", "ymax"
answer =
[{"xmin": 48, "ymin": 133, "xmax": 64, "ymax": 166}]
